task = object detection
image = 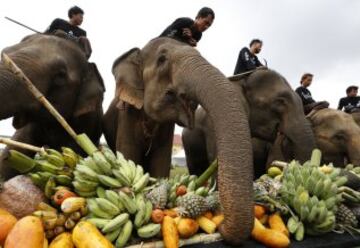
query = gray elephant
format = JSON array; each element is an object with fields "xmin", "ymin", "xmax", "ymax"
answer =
[
  {"xmin": 182, "ymin": 69, "xmax": 315, "ymax": 178},
  {"xmin": 307, "ymin": 108, "xmax": 360, "ymax": 166},
  {"xmin": 352, "ymin": 111, "xmax": 360, "ymax": 126},
  {"xmin": 0, "ymin": 34, "xmax": 105, "ymax": 179},
  {"xmin": 103, "ymin": 37, "xmax": 253, "ymax": 244}
]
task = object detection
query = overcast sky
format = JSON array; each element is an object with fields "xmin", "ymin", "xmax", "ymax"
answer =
[{"xmin": 0, "ymin": 0, "xmax": 359, "ymax": 140}]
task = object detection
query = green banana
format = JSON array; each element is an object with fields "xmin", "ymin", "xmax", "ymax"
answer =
[
  {"xmin": 132, "ymin": 173, "xmax": 150, "ymax": 193},
  {"xmin": 92, "ymin": 151, "xmax": 112, "ymax": 175},
  {"xmin": 335, "ymin": 176, "xmax": 348, "ymax": 187},
  {"xmin": 115, "ymin": 220, "xmax": 133, "ymax": 248},
  {"xmin": 75, "ymin": 190, "xmax": 97, "ymax": 197},
  {"xmin": 102, "ymin": 213, "xmax": 129, "ymax": 233},
  {"xmin": 62, "ymin": 153, "xmax": 77, "ymax": 169},
  {"xmin": 36, "ymin": 161, "xmax": 59, "ymax": 174},
  {"xmin": 133, "ymin": 165, "xmax": 144, "ymax": 183},
  {"xmin": 87, "ymin": 198, "xmax": 114, "ymax": 219},
  {"xmin": 96, "ymin": 198, "xmax": 120, "ymax": 216},
  {"xmin": 321, "ymin": 179, "xmax": 332, "ymax": 199},
  {"xmin": 82, "ymin": 157, "xmax": 102, "ymax": 174},
  {"xmin": 28, "ymin": 173, "xmax": 45, "ymax": 188},
  {"xmin": 73, "ymin": 181, "xmax": 97, "ymax": 192},
  {"xmin": 287, "ymin": 216, "xmax": 299, "ymax": 234},
  {"xmin": 105, "ymin": 190, "xmax": 121, "ymax": 206},
  {"xmin": 325, "ymin": 196, "xmax": 336, "ymax": 210},
  {"xmin": 98, "ymin": 175, "xmax": 122, "ymax": 188},
  {"xmin": 295, "ymin": 222, "xmax": 305, "ymax": 241},
  {"xmin": 96, "ymin": 187, "xmax": 107, "ymax": 198},
  {"xmin": 86, "ymin": 218, "xmax": 111, "ymax": 229},
  {"xmin": 75, "ymin": 164, "xmax": 99, "ymax": 182},
  {"xmin": 74, "ymin": 177, "xmax": 99, "ymax": 189},
  {"xmin": 134, "ymin": 200, "xmax": 146, "ymax": 228},
  {"xmin": 195, "ymin": 186, "xmax": 207, "ymax": 196},
  {"xmin": 137, "ymin": 223, "xmax": 161, "ymax": 238},
  {"xmin": 128, "ymin": 160, "xmax": 137, "ymax": 182},
  {"xmin": 46, "ymin": 148, "xmax": 63, "ymax": 158},
  {"xmin": 120, "ymin": 163, "xmax": 133, "ymax": 183},
  {"xmin": 313, "ymin": 180, "xmax": 324, "ymax": 197},
  {"xmin": 112, "ymin": 169, "xmax": 131, "ymax": 186},
  {"xmin": 299, "ymin": 205, "xmax": 309, "ymax": 221},
  {"xmin": 307, "ymin": 205, "xmax": 319, "ymax": 223},
  {"xmin": 316, "ymin": 205, "xmax": 328, "ymax": 224},
  {"xmin": 143, "ymin": 200, "xmax": 153, "ymax": 224},
  {"xmin": 55, "ymin": 175, "xmax": 73, "ymax": 186},
  {"xmin": 44, "ymin": 176, "xmax": 56, "ymax": 198},
  {"xmin": 105, "ymin": 228, "xmax": 122, "ymax": 243},
  {"xmin": 118, "ymin": 191, "xmax": 137, "ymax": 214},
  {"xmin": 44, "ymin": 154, "xmax": 65, "ymax": 168},
  {"xmin": 101, "ymin": 146, "xmax": 118, "ymax": 168},
  {"xmin": 187, "ymin": 180, "xmax": 196, "ymax": 192}
]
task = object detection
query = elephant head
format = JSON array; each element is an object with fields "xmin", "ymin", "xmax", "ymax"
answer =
[
  {"xmin": 112, "ymin": 37, "xmax": 253, "ymax": 244},
  {"xmin": 0, "ymin": 34, "xmax": 103, "ymax": 127},
  {"xmin": 308, "ymin": 108, "xmax": 360, "ymax": 166},
  {"xmin": 238, "ymin": 69, "xmax": 315, "ymax": 162}
]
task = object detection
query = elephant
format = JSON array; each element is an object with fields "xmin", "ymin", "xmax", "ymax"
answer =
[
  {"xmin": 0, "ymin": 34, "xmax": 105, "ymax": 179},
  {"xmin": 103, "ymin": 37, "xmax": 253, "ymax": 244},
  {"xmin": 307, "ymin": 108, "xmax": 360, "ymax": 167},
  {"xmin": 182, "ymin": 69, "xmax": 315, "ymax": 178},
  {"xmin": 352, "ymin": 111, "xmax": 360, "ymax": 126}
]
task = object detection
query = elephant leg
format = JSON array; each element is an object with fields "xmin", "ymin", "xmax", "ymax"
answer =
[
  {"xmin": 183, "ymin": 128, "xmax": 209, "ymax": 176},
  {"xmin": 252, "ymin": 138, "xmax": 271, "ymax": 179},
  {"xmin": 148, "ymin": 124, "xmax": 175, "ymax": 178},
  {"xmin": 0, "ymin": 125, "xmax": 36, "ymax": 179},
  {"xmin": 103, "ymin": 100, "xmax": 119, "ymax": 152}
]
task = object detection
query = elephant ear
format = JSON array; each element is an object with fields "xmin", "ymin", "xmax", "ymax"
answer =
[
  {"xmin": 112, "ymin": 48, "xmax": 144, "ymax": 110},
  {"xmin": 12, "ymin": 113, "xmax": 30, "ymax": 129},
  {"xmin": 74, "ymin": 62, "xmax": 105, "ymax": 117}
]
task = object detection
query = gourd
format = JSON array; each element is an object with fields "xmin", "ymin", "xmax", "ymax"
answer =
[
  {"xmin": 252, "ymin": 218, "xmax": 290, "ymax": 248},
  {"xmin": 72, "ymin": 221, "xmax": 114, "ymax": 248},
  {"xmin": 162, "ymin": 216, "xmax": 179, "ymax": 248},
  {"xmin": 177, "ymin": 218, "xmax": 199, "ymax": 238},
  {"xmin": 268, "ymin": 213, "xmax": 289, "ymax": 237},
  {"xmin": 0, "ymin": 208, "xmax": 17, "ymax": 245},
  {"xmin": 49, "ymin": 232, "xmax": 74, "ymax": 248}
]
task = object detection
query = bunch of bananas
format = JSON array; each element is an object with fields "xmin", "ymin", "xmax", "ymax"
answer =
[
  {"xmin": 9, "ymin": 147, "xmax": 80, "ymax": 199},
  {"xmin": 72, "ymin": 146, "xmax": 151, "ymax": 197},
  {"xmin": 280, "ymin": 160, "xmax": 347, "ymax": 240}
]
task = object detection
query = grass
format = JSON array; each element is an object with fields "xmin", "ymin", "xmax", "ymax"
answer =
[{"xmin": 169, "ymin": 164, "xmax": 188, "ymax": 178}]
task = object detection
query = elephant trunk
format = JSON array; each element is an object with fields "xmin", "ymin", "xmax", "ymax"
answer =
[
  {"xmin": 282, "ymin": 111, "xmax": 315, "ymax": 163},
  {"xmin": 178, "ymin": 56, "xmax": 253, "ymax": 245}
]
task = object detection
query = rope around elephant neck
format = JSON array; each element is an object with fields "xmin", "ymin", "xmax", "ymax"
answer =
[{"xmin": 141, "ymin": 114, "xmax": 159, "ymax": 156}]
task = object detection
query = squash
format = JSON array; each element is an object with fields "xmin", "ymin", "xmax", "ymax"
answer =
[
  {"xmin": 162, "ymin": 216, "xmax": 179, "ymax": 248},
  {"xmin": 49, "ymin": 232, "xmax": 73, "ymax": 248},
  {"xmin": 254, "ymin": 204, "xmax": 266, "ymax": 219},
  {"xmin": 196, "ymin": 216, "xmax": 217, "ymax": 234},
  {"xmin": 4, "ymin": 216, "xmax": 44, "ymax": 248},
  {"xmin": 259, "ymin": 214, "xmax": 268, "ymax": 225},
  {"xmin": 211, "ymin": 214, "xmax": 224, "ymax": 227},
  {"xmin": 72, "ymin": 221, "xmax": 114, "ymax": 248},
  {"xmin": 43, "ymin": 238, "xmax": 49, "ymax": 248},
  {"xmin": 0, "ymin": 208, "xmax": 17, "ymax": 245},
  {"xmin": 252, "ymin": 218, "xmax": 290, "ymax": 248},
  {"xmin": 177, "ymin": 218, "xmax": 199, "ymax": 238},
  {"xmin": 268, "ymin": 213, "xmax": 289, "ymax": 237}
]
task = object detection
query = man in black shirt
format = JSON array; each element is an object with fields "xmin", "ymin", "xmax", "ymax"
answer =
[
  {"xmin": 234, "ymin": 39, "xmax": 264, "ymax": 75},
  {"xmin": 338, "ymin": 86, "xmax": 360, "ymax": 113},
  {"xmin": 45, "ymin": 6, "xmax": 92, "ymax": 58},
  {"xmin": 159, "ymin": 7, "xmax": 215, "ymax": 47},
  {"xmin": 295, "ymin": 73, "xmax": 329, "ymax": 114}
]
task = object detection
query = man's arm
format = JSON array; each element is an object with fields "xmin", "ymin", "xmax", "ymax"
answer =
[
  {"xmin": 233, "ymin": 50, "xmax": 242, "ymax": 75},
  {"xmin": 241, "ymin": 48, "xmax": 258, "ymax": 71},
  {"xmin": 338, "ymin": 98, "xmax": 344, "ymax": 110},
  {"xmin": 160, "ymin": 17, "xmax": 193, "ymax": 37},
  {"xmin": 254, "ymin": 56, "xmax": 263, "ymax": 67},
  {"xmin": 44, "ymin": 18, "xmax": 61, "ymax": 34}
]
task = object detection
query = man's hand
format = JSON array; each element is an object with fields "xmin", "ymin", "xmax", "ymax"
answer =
[{"xmin": 182, "ymin": 28, "xmax": 192, "ymax": 38}]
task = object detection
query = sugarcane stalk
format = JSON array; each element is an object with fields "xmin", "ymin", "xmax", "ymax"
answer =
[
  {"xmin": 0, "ymin": 138, "xmax": 44, "ymax": 153},
  {"xmin": 195, "ymin": 159, "xmax": 218, "ymax": 187},
  {"xmin": 1, "ymin": 53, "xmax": 98, "ymax": 155},
  {"xmin": 6, "ymin": 150, "xmax": 36, "ymax": 173},
  {"xmin": 310, "ymin": 148, "xmax": 322, "ymax": 167},
  {"xmin": 125, "ymin": 233, "xmax": 222, "ymax": 248}
]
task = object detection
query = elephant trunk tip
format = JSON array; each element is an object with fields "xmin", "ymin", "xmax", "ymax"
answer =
[{"xmin": 219, "ymin": 217, "xmax": 253, "ymax": 245}]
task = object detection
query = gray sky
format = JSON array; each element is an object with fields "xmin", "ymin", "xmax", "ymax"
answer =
[{"xmin": 0, "ymin": 0, "xmax": 359, "ymax": 141}]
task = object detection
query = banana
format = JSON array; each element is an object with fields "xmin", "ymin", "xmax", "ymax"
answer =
[
  {"xmin": 128, "ymin": 160, "xmax": 137, "ymax": 182},
  {"xmin": 295, "ymin": 222, "xmax": 305, "ymax": 241},
  {"xmin": 143, "ymin": 200, "xmax": 153, "ymax": 224},
  {"xmin": 96, "ymin": 198, "xmax": 120, "ymax": 216},
  {"xmin": 132, "ymin": 173, "xmax": 150, "ymax": 193},
  {"xmin": 62, "ymin": 153, "xmax": 77, "ymax": 169},
  {"xmin": 96, "ymin": 187, "xmax": 107, "ymax": 198},
  {"xmin": 118, "ymin": 191, "xmax": 137, "ymax": 214},
  {"xmin": 101, "ymin": 146, "xmax": 118, "ymax": 167},
  {"xmin": 82, "ymin": 157, "xmax": 102, "ymax": 174},
  {"xmin": 189, "ymin": 175, "xmax": 197, "ymax": 182},
  {"xmin": 98, "ymin": 175, "xmax": 122, "ymax": 188},
  {"xmin": 314, "ymin": 213, "xmax": 335, "ymax": 231},
  {"xmin": 102, "ymin": 213, "xmax": 129, "ymax": 233},
  {"xmin": 307, "ymin": 205, "xmax": 319, "ymax": 223},
  {"xmin": 105, "ymin": 190, "xmax": 121, "ymax": 206},
  {"xmin": 92, "ymin": 151, "xmax": 113, "ymax": 175},
  {"xmin": 75, "ymin": 164, "xmax": 99, "ymax": 182},
  {"xmin": 75, "ymin": 190, "xmax": 97, "ymax": 197},
  {"xmin": 180, "ymin": 174, "xmax": 190, "ymax": 185},
  {"xmin": 187, "ymin": 180, "xmax": 196, "ymax": 192},
  {"xmin": 137, "ymin": 223, "xmax": 161, "ymax": 238},
  {"xmin": 134, "ymin": 200, "xmax": 146, "ymax": 228},
  {"xmin": 44, "ymin": 177, "xmax": 56, "ymax": 199},
  {"xmin": 115, "ymin": 220, "xmax": 133, "ymax": 248},
  {"xmin": 112, "ymin": 169, "xmax": 131, "ymax": 186},
  {"xmin": 61, "ymin": 147, "xmax": 78, "ymax": 158},
  {"xmin": 195, "ymin": 186, "xmax": 208, "ymax": 196},
  {"xmin": 335, "ymin": 176, "xmax": 348, "ymax": 187},
  {"xmin": 87, "ymin": 198, "xmax": 113, "ymax": 219},
  {"xmin": 33, "ymin": 210, "xmax": 57, "ymax": 221},
  {"xmin": 55, "ymin": 175, "xmax": 73, "ymax": 186},
  {"xmin": 133, "ymin": 165, "xmax": 144, "ymax": 183},
  {"xmin": 287, "ymin": 216, "xmax": 299, "ymax": 234},
  {"xmin": 116, "ymin": 151, "xmax": 127, "ymax": 165},
  {"xmin": 86, "ymin": 218, "xmax": 111, "ymax": 229},
  {"xmin": 316, "ymin": 205, "xmax": 328, "ymax": 224},
  {"xmin": 61, "ymin": 197, "xmax": 86, "ymax": 213},
  {"xmin": 105, "ymin": 228, "xmax": 122, "ymax": 243},
  {"xmin": 44, "ymin": 154, "xmax": 65, "ymax": 168},
  {"xmin": 325, "ymin": 196, "xmax": 336, "ymax": 210},
  {"xmin": 321, "ymin": 179, "xmax": 332, "ymax": 199},
  {"xmin": 299, "ymin": 205, "xmax": 309, "ymax": 221},
  {"xmin": 313, "ymin": 179, "xmax": 324, "ymax": 197},
  {"xmin": 73, "ymin": 181, "xmax": 97, "ymax": 192},
  {"xmin": 74, "ymin": 177, "xmax": 99, "ymax": 188},
  {"xmin": 29, "ymin": 173, "xmax": 45, "ymax": 188},
  {"xmin": 36, "ymin": 161, "xmax": 59, "ymax": 174}
]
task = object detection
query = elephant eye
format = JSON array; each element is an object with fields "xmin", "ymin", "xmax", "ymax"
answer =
[
  {"xmin": 157, "ymin": 54, "xmax": 167, "ymax": 66},
  {"xmin": 333, "ymin": 132, "xmax": 347, "ymax": 142},
  {"xmin": 164, "ymin": 90, "xmax": 177, "ymax": 103}
]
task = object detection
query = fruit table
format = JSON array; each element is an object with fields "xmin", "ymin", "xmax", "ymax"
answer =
[{"xmin": 186, "ymin": 233, "xmax": 360, "ymax": 248}]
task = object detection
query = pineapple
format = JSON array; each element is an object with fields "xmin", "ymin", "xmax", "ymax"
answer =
[
  {"xmin": 205, "ymin": 192, "xmax": 220, "ymax": 211},
  {"xmin": 176, "ymin": 193, "xmax": 209, "ymax": 218},
  {"xmin": 336, "ymin": 204, "xmax": 358, "ymax": 228},
  {"xmin": 146, "ymin": 183, "xmax": 169, "ymax": 209}
]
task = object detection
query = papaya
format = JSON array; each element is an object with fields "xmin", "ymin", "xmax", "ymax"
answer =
[
  {"xmin": 177, "ymin": 218, "xmax": 199, "ymax": 238},
  {"xmin": 4, "ymin": 216, "xmax": 44, "ymax": 248},
  {"xmin": 49, "ymin": 232, "xmax": 73, "ymax": 248},
  {"xmin": 72, "ymin": 221, "xmax": 114, "ymax": 248},
  {"xmin": 252, "ymin": 218, "xmax": 290, "ymax": 248},
  {"xmin": 0, "ymin": 208, "xmax": 17, "ymax": 245}
]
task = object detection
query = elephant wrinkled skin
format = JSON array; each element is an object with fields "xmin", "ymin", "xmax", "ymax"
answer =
[
  {"xmin": 0, "ymin": 34, "xmax": 105, "ymax": 179},
  {"xmin": 103, "ymin": 37, "xmax": 253, "ymax": 244}
]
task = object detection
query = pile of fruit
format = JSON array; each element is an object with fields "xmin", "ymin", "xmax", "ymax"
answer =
[{"xmin": 0, "ymin": 145, "xmax": 223, "ymax": 248}]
